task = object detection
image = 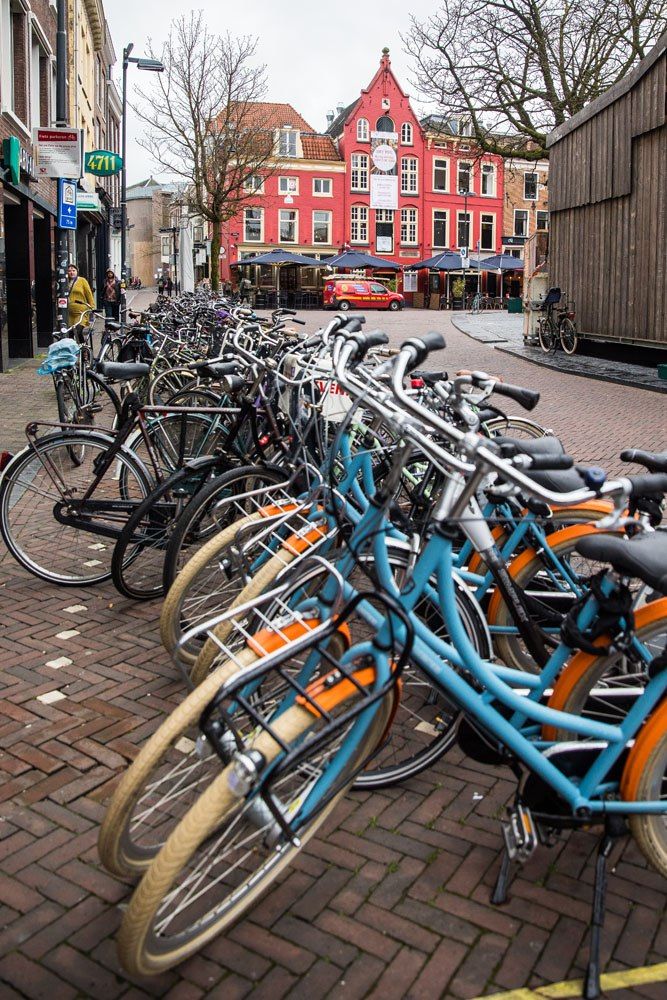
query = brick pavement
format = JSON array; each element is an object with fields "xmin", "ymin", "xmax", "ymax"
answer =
[{"xmin": 0, "ymin": 310, "xmax": 666, "ymax": 999}]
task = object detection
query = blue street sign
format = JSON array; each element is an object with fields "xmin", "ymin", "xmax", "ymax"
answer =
[{"xmin": 58, "ymin": 179, "xmax": 77, "ymax": 230}]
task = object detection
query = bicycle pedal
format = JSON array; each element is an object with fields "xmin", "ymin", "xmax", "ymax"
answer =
[
  {"xmin": 87, "ymin": 404, "xmax": 103, "ymax": 414},
  {"xmin": 501, "ymin": 805, "xmax": 538, "ymax": 863}
]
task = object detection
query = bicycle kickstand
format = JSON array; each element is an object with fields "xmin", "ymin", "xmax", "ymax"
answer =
[
  {"xmin": 490, "ymin": 848, "xmax": 512, "ymax": 905},
  {"xmin": 583, "ymin": 817, "xmax": 626, "ymax": 1000}
]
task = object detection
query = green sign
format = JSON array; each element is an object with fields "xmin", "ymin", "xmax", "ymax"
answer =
[
  {"xmin": 84, "ymin": 150, "xmax": 123, "ymax": 176},
  {"xmin": 2, "ymin": 137, "xmax": 20, "ymax": 185}
]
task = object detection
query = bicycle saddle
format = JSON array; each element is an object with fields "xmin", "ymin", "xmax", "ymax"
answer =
[
  {"xmin": 525, "ymin": 466, "xmax": 588, "ymax": 493},
  {"xmin": 97, "ymin": 361, "xmax": 150, "ymax": 381},
  {"xmin": 105, "ymin": 321, "xmax": 121, "ymax": 331},
  {"xmin": 576, "ymin": 531, "xmax": 667, "ymax": 594}
]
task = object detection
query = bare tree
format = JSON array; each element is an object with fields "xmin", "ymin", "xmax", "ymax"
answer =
[
  {"xmin": 133, "ymin": 12, "xmax": 275, "ymax": 290},
  {"xmin": 405, "ymin": 0, "xmax": 667, "ymax": 159}
]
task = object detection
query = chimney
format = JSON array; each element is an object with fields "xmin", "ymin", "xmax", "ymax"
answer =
[{"xmin": 326, "ymin": 110, "xmax": 334, "ymax": 127}]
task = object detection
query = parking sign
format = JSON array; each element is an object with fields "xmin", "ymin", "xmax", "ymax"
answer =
[{"xmin": 58, "ymin": 180, "xmax": 77, "ymax": 230}]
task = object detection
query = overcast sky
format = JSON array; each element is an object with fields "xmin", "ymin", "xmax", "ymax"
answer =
[{"xmin": 104, "ymin": 0, "xmax": 440, "ymax": 184}]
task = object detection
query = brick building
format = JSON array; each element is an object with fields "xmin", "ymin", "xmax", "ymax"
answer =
[
  {"xmin": 0, "ymin": 0, "xmax": 59, "ymax": 368},
  {"xmin": 126, "ymin": 177, "xmax": 175, "ymax": 287},
  {"xmin": 502, "ymin": 157, "xmax": 549, "ymax": 253}
]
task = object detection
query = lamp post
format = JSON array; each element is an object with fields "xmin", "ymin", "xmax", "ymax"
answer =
[
  {"xmin": 458, "ymin": 186, "xmax": 474, "ymax": 304},
  {"xmin": 120, "ymin": 43, "xmax": 164, "ymax": 322}
]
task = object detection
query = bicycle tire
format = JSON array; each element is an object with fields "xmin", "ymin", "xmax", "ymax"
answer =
[
  {"xmin": 622, "ymin": 699, "xmax": 667, "ymax": 879},
  {"xmin": 487, "ymin": 524, "xmax": 616, "ymax": 673},
  {"xmin": 111, "ymin": 459, "xmax": 228, "ymax": 601},
  {"xmin": 55, "ymin": 377, "xmax": 86, "ymax": 466},
  {"xmin": 538, "ymin": 317, "xmax": 556, "ymax": 353},
  {"xmin": 482, "ymin": 415, "xmax": 549, "ymax": 440},
  {"xmin": 559, "ymin": 318, "xmax": 578, "ymax": 355},
  {"xmin": 162, "ymin": 464, "xmax": 290, "ymax": 590},
  {"xmin": 116, "ymin": 683, "xmax": 394, "ymax": 975},
  {"xmin": 0, "ymin": 432, "xmax": 152, "ymax": 585}
]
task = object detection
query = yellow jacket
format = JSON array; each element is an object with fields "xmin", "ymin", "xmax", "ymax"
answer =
[{"xmin": 68, "ymin": 277, "xmax": 96, "ymax": 327}]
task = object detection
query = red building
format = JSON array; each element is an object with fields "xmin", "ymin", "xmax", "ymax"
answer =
[{"xmin": 221, "ymin": 52, "xmax": 505, "ymax": 304}]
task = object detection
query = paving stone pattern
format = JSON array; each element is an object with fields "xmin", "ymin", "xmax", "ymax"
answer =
[{"xmin": 1, "ymin": 310, "xmax": 666, "ymax": 999}]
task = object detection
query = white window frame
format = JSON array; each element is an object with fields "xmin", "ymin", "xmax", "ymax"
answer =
[
  {"xmin": 312, "ymin": 177, "xmax": 332, "ymax": 197},
  {"xmin": 457, "ymin": 161, "xmax": 472, "ymax": 195},
  {"xmin": 356, "ymin": 118, "xmax": 369, "ymax": 142},
  {"xmin": 432, "ymin": 209, "xmax": 448, "ymax": 249},
  {"xmin": 433, "ymin": 157, "xmax": 448, "ymax": 193},
  {"xmin": 536, "ymin": 210, "xmax": 549, "ymax": 231},
  {"xmin": 400, "ymin": 156, "xmax": 418, "ymax": 195},
  {"xmin": 480, "ymin": 213, "xmax": 495, "ymax": 251},
  {"xmin": 514, "ymin": 209, "xmax": 529, "ymax": 236},
  {"xmin": 400, "ymin": 207, "xmax": 418, "ymax": 245},
  {"xmin": 278, "ymin": 129, "xmax": 297, "ymax": 158},
  {"xmin": 481, "ymin": 163, "xmax": 496, "ymax": 197},
  {"xmin": 244, "ymin": 207, "xmax": 264, "ymax": 243},
  {"xmin": 523, "ymin": 172, "xmax": 538, "ymax": 200},
  {"xmin": 278, "ymin": 176, "xmax": 299, "ymax": 196},
  {"xmin": 351, "ymin": 153, "xmax": 369, "ymax": 192},
  {"xmin": 312, "ymin": 210, "xmax": 332, "ymax": 245},
  {"xmin": 400, "ymin": 122, "xmax": 413, "ymax": 145},
  {"xmin": 350, "ymin": 205, "xmax": 368, "ymax": 244},
  {"xmin": 279, "ymin": 208, "xmax": 298, "ymax": 243},
  {"xmin": 457, "ymin": 211, "xmax": 472, "ymax": 247},
  {"xmin": 243, "ymin": 173, "xmax": 264, "ymax": 194}
]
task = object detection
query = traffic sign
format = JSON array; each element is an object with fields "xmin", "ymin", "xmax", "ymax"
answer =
[
  {"xmin": 58, "ymin": 179, "xmax": 77, "ymax": 230},
  {"xmin": 459, "ymin": 245, "xmax": 470, "ymax": 269}
]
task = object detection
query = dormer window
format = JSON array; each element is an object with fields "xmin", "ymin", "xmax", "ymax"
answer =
[
  {"xmin": 356, "ymin": 118, "xmax": 369, "ymax": 142},
  {"xmin": 279, "ymin": 129, "xmax": 297, "ymax": 157}
]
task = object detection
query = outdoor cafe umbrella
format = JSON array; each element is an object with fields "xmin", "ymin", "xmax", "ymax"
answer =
[
  {"xmin": 234, "ymin": 247, "xmax": 319, "ymax": 297},
  {"xmin": 404, "ymin": 250, "xmax": 464, "ymax": 271},
  {"xmin": 476, "ymin": 253, "xmax": 524, "ymax": 300},
  {"xmin": 326, "ymin": 250, "xmax": 402, "ymax": 271}
]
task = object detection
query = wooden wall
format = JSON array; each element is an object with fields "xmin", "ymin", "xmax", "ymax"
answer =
[{"xmin": 548, "ymin": 42, "xmax": 667, "ymax": 345}]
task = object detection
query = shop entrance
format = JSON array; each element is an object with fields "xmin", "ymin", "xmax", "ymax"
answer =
[
  {"xmin": 3, "ymin": 195, "xmax": 34, "ymax": 359},
  {"xmin": 33, "ymin": 212, "xmax": 54, "ymax": 348}
]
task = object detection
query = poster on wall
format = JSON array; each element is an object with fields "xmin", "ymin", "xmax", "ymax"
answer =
[{"xmin": 370, "ymin": 131, "xmax": 398, "ymax": 210}]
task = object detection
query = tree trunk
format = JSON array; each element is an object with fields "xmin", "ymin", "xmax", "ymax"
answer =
[{"xmin": 210, "ymin": 218, "xmax": 222, "ymax": 292}]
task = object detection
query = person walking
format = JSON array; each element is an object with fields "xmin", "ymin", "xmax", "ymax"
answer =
[
  {"xmin": 158, "ymin": 276, "xmax": 165, "ymax": 295},
  {"xmin": 66, "ymin": 264, "xmax": 96, "ymax": 328},
  {"xmin": 166, "ymin": 276, "xmax": 174, "ymax": 298},
  {"xmin": 102, "ymin": 269, "xmax": 121, "ymax": 320}
]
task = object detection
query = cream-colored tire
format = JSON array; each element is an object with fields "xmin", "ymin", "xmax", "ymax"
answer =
[
  {"xmin": 98, "ymin": 646, "xmax": 260, "ymax": 877},
  {"xmin": 160, "ymin": 511, "xmax": 267, "ymax": 666},
  {"xmin": 117, "ymin": 692, "xmax": 393, "ymax": 976}
]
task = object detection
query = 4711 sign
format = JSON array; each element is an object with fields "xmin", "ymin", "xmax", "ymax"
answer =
[{"xmin": 84, "ymin": 150, "xmax": 123, "ymax": 177}]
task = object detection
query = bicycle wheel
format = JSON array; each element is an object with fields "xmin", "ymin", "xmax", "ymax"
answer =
[
  {"xmin": 482, "ymin": 415, "xmax": 549, "ymax": 440},
  {"xmin": 487, "ymin": 524, "xmax": 616, "ymax": 672},
  {"xmin": 111, "ymin": 460, "xmax": 226, "ymax": 601},
  {"xmin": 55, "ymin": 376, "xmax": 87, "ymax": 466},
  {"xmin": 116, "ymin": 675, "xmax": 394, "ymax": 975},
  {"xmin": 559, "ymin": 318, "xmax": 578, "ymax": 355},
  {"xmin": 0, "ymin": 433, "xmax": 151, "ymax": 585},
  {"xmin": 162, "ymin": 464, "xmax": 291, "ymax": 589},
  {"xmin": 538, "ymin": 317, "xmax": 556, "ymax": 353},
  {"xmin": 148, "ymin": 369, "xmax": 202, "ymax": 406},
  {"xmin": 622, "ymin": 699, "xmax": 667, "ymax": 879}
]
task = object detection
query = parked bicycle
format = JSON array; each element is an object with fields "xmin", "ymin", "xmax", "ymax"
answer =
[{"xmin": 537, "ymin": 286, "xmax": 579, "ymax": 354}]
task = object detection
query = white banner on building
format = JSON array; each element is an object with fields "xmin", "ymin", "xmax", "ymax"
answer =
[
  {"xmin": 370, "ymin": 131, "xmax": 398, "ymax": 210},
  {"xmin": 33, "ymin": 128, "xmax": 81, "ymax": 178}
]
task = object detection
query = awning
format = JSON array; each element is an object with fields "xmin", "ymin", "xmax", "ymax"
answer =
[{"xmin": 326, "ymin": 250, "xmax": 401, "ymax": 271}]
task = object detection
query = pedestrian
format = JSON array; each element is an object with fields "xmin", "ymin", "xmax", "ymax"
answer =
[
  {"xmin": 166, "ymin": 276, "xmax": 174, "ymax": 298},
  {"xmin": 158, "ymin": 276, "xmax": 165, "ymax": 295},
  {"xmin": 66, "ymin": 263, "xmax": 96, "ymax": 329},
  {"xmin": 240, "ymin": 276, "xmax": 252, "ymax": 304},
  {"xmin": 102, "ymin": 269, "xmax": 121, "ymax": 320}
]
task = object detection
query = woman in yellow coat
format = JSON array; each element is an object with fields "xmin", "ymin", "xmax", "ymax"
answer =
[{"xmin": 66, "ymin": 264, "xmax": 96, "ymax": 328}]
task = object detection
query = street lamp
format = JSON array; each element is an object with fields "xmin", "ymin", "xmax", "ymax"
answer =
[
  {"xmin": 458, "ymin": 187, "xmax": 474, "ymax": 300},
  {"xmin": 120, "ymin": 43, "xmax": 164, "ymax": 322}
]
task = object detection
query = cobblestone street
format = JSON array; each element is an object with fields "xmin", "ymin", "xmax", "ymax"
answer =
[{"xmin": 1, "ymin": 310, "xmax": 666, "ymax": 999}]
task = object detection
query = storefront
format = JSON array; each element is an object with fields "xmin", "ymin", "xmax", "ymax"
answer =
[{"xmin": 0, "ymin": 138, "xmax": 56, "ymax": 370}]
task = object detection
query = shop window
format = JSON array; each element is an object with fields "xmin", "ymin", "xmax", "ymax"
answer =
[
  {"xmin": 524, "ymin": 172, "xmax": 538, "ymax": 200},
  {"xmin": 433, "ymin": 158, "xmax": 448, "ymax": 192},
  {"xmin": 244, "ymin": 207, "xmax": 263, "ymax": 242},
  {"xmin": 350, "ymin": 205, "xmax": 368, "ymax": 243},
  {"xmin": 480, "ymin": 214, "xmax": 495, "ymax": 250},
  {"xmin": 400, "ymin": 207, "xmax": 418, "ymax": 245},
  {"xmin": 401, "ymin": 156, "xmax": 418, "ymax": 195},
  {"xmin": 433, "ymin": 211, "xmax": 447, "ymax": 248},
  {"xmin": 351, "ymin": 153, "xmax": 369, "ymax": 192},
  {"xmin": 279, "ymin": 209, "xmax": 298, "ymax": 242}
]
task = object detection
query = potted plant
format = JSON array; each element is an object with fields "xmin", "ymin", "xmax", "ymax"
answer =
[{"xmin": 451, "ymin": 277, "xmax": 465, "ymax": 310}]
